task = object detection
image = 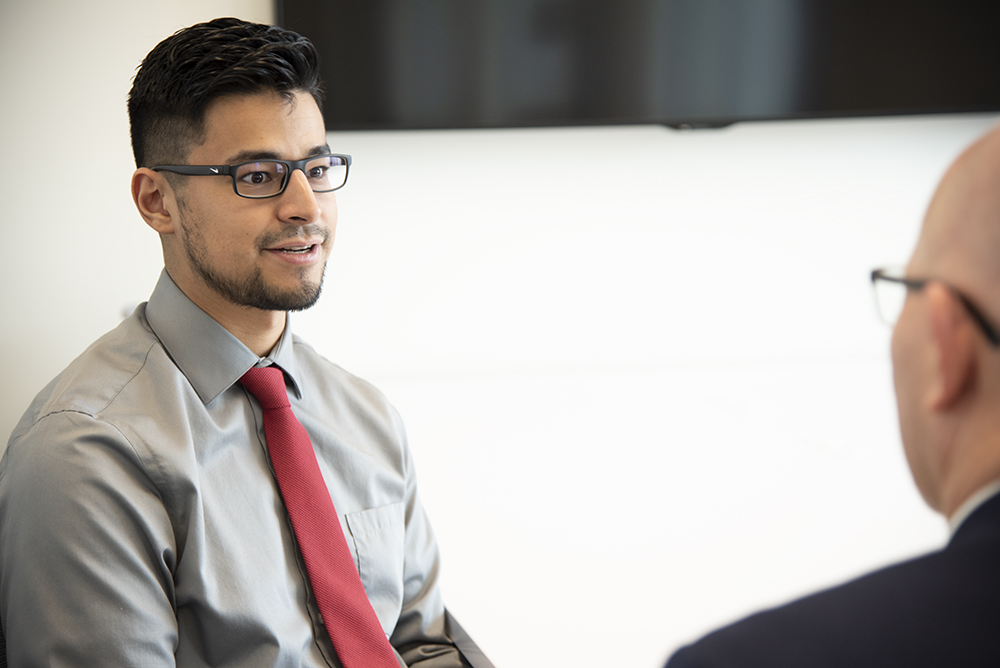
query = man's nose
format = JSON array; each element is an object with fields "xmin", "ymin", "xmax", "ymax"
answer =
[{"xmin": 277, "ymin": 168, "xmax": 322, "ymax": 223}]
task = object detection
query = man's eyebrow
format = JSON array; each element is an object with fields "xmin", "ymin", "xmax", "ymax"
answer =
[
  {"xmin": 224, "ymin": 145, "xmax": 332, "ymax": 165},
  {"xmin": 307, "ymin": 144, "xmax": 333, "ymax": 158}
]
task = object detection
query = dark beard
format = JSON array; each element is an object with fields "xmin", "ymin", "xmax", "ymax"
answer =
[
  {"xmin": 191, "ymin": 253, "xmax": 325, "ymax": 312},
  {"xmin": 178, "ymin": 212, "xmax": 327, "ymax": 312}
]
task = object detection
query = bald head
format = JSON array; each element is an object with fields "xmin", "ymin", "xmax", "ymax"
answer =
[
  {"xmin": 893, "ymin": 123, "xmax": 1000, "ymax": 519},
  {"xmin": 910, "ymin": 125, "xmax": 1000, "ymax": 301}
]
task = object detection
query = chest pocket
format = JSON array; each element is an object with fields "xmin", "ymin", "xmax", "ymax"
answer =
[{"xmin": 345, "ymin": 502, "xmax": 406, "ymax": 632}]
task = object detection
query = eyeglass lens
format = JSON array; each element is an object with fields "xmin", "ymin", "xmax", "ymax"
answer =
[
  {"xmin": 873, "ymin": 274, "xmax": 908, "ymax": 325},
  {"xmin": 234, "ymin": 156, "xmax": 348, "ymax": 197}
]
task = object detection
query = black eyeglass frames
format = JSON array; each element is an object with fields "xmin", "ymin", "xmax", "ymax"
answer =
[
  {"xmin": 870, "ymin": 267, "xmax": 1000, "ymax": 346},
  {"xmin": 152, "ymin": 153, "xmax": 351, "ymax": 199}
]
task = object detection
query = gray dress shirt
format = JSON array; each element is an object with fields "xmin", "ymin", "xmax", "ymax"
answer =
[{"xmin": 0, "ymin": 270, "xmax": 468, "ymax": 667}]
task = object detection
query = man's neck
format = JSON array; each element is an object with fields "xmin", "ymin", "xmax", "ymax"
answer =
[
  {"xmin": 218, "ymin": 310, "xmax": 286, "ymax": 357},
  {"xmin": 200, "ymin": 297, "xmax": 286, "ymax": 357},
  {"xmin": 167, "ymin": 270, "xmax": 287, "ymax": 357}
]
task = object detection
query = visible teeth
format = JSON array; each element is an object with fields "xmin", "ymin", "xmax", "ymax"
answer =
[{"xmin": 281, "ymin": 246, "xmax": 311, "ymax": 253}]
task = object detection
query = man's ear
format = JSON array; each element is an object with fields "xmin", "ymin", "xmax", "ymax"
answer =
[
  {"xmin": 132, "ymin": 168, "xmax": 177, "ymax": 235},
  {"xmin": 926, "ymin": 281, "xmax": 978, "ymax": 411}
]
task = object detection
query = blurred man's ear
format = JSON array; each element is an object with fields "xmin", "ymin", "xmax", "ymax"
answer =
[
  {"xmin": 132, "ymin": 168, "xmax": 177, "ymax": 236},
  {"xmin": 926, "ymin": 282, "xmax": 978, "ymax": 412}
]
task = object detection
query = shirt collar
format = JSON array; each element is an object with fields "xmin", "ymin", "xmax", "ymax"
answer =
[
  {"xmin": 260, "ymin": 321, "xmax": 303, "ymax": 400},
  {"xmin": 948, "ymin": 478, "xmax": 1000, "ymax": 536},
  {"xmin": 144, "ymin": 270, "xmax": 303, "ymax": 404}
]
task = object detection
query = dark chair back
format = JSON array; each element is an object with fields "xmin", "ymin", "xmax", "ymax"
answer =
[{"xmin": 444, "ymin": 609, "xmax": 494, "ymax": 668}]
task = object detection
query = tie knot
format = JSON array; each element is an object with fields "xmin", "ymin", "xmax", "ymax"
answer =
[{"xmin": 238, "ymin": 366, "xmax": 290, "ymax": 410}]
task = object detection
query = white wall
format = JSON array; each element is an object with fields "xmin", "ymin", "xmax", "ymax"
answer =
[
  {"xmin": 320, "ymin": 117, "xmax": 994, "ymax": 668},
  {"xmin": 3, "ymin": 3, "xmax": 999, "ymax": 668}
]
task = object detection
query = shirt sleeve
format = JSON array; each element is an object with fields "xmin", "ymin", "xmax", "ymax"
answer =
[{"xmin": 0, "ymin": 411, "xmax": 178, "ymax": 666}]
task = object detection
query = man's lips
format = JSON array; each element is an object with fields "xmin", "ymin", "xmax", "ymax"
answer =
[
  {"xmin": 262, "ymin": 238, "xmax": 324, "ymax": 263},
  {"xmin": 271, "ymin": 244, "xmax": 315, "ymax": 254},
  {"xmin": 265, "ymin": 238, "xmax": 324, "ymax": 252}
]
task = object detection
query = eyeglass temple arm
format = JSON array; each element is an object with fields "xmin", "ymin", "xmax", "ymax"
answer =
[
  {"xmin": 151, "ymin": 165, "xmax": 229, "ymax": 176},
  {"xmin": 871, "ymin": 270, "xmax": 1000, "ymax": 346},
  {"xmin": 955, "ymin": 293, "xmax": 1000, "ymax": 346}
]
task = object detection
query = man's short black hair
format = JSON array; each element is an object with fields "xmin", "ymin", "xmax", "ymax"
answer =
[{"xmin": 128, "ymin": 17, "xmax": 323, "ymax": 168}]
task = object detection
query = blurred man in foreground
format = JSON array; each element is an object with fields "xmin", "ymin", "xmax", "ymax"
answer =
[{"xmin": 665, "ymin": 124, "xmax": 1000, "ymax": 666}]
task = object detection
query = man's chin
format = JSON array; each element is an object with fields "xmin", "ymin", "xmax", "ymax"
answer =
[
  {"xmin": 280, "ymin": 284, "xmax": 323, "ymax": 312},
  {"xmin": 247, "ymin": 278, "xmax": 324, "ymax": 312},
  {"xmin": 200, "ymin": 269, "xmax": 325, "ymax": 313}
]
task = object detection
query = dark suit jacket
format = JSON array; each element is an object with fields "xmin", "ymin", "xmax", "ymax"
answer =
[{"xmin": 664, "ymin": 492, "xmax": 1000, "ymax": 667}]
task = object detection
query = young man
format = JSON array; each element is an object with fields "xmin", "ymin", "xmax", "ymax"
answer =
[
  {"xmin": 0, "ymin": 18, "xmax": 487, "ymax": 668},
  {"xmin": 663, "ymin": 124, "xmax": 1000, "ymax": 666}
]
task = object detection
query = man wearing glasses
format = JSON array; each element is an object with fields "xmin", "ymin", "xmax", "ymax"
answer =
[
  {"xmin": 664, "ymin": 126, "xmax": 1000, "ymax": 666},
  {"xmin": 0, "ymin": 18, "xmax": 487, "ymax": 668}
]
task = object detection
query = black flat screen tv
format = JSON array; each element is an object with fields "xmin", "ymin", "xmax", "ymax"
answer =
[{"xmin": 278, "ymin": 0, "xmax": 1000, "ymax": 130}]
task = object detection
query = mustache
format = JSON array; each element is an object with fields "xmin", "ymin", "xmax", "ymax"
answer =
[{"xmin": 256, "ymin": 224, "xmax": 329, "ymax": 248}]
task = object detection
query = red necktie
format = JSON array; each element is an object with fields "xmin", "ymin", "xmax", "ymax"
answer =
[{"xmin": 239, "ymin": 366, "xmax": 400, "ymax": 668}]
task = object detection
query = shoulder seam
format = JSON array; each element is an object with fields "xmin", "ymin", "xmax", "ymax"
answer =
[
  {"xmin": 27, "ymin": 407, "xmax": 164, "ymax": 507},
  {"xmin": 93, "ymin": 339, "xmax": 160, "ymax": 417}
]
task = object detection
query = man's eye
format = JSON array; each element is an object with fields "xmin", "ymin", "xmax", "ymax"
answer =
[
  {"xmin": 236, "ymin": 162, "xmax": 282, "ymax": 186},
  {"xmin": 307, "ymin": 166, "xmax": 329, "ymax": 179}
]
